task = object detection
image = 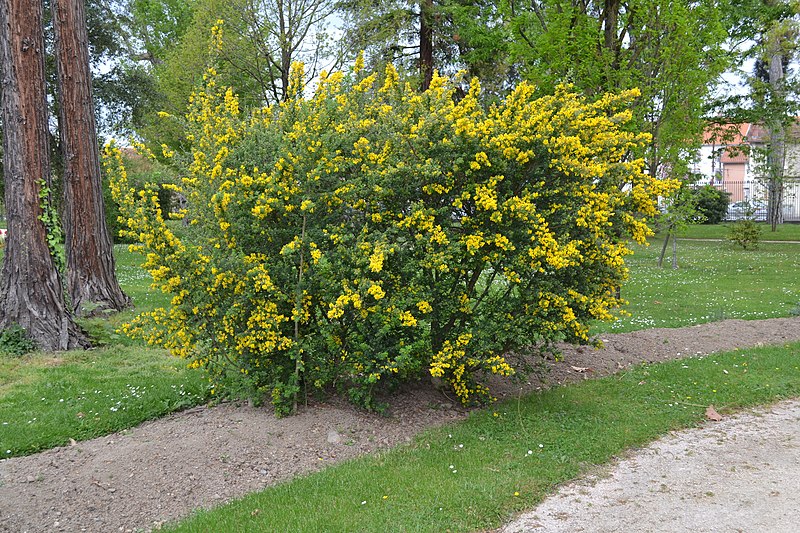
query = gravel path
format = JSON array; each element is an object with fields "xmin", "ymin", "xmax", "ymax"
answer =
[
  {"xmin": 502, "ymin": 399, "xmax": 800, "ymax": 533},
  {"xmin": 2, "ymin": 316, "xmax": 800, "ymax": 532}
]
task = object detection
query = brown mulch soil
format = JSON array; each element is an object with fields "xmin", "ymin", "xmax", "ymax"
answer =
[{"xmin": 2, "ymin": 316, "xmax": 800, "ymax": 533}]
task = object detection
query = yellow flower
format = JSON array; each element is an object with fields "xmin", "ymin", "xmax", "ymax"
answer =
[
  {"xmin": 354, "ymin": 51, "xmax": 365, "ymax": 74},
  {"xmin": 399, "ymin": 311, "xmax": 417, "ymax": 327},
  {"xmin": 367, "ymin": 284, "xmax": 385, "ymax": 300},
  {"xmin": 368, "ymin": 246, "xmax": 385, "ymax": 273}
]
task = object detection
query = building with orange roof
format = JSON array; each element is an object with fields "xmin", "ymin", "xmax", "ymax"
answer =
[{"xmin": 693, "ymin": 122, "xmax": 800, "ymax": 220}]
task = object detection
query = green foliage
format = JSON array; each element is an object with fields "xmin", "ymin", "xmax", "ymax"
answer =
[
  {"xmin": 137, "ymin": 0, "xmax": 341, "ymax": 151},
  {"xmin": 728, "ymin": 218, "xmax": 763, "ymax": 250},
  {"xmin": 128, "ymin": 0, "xmax": 198, "ymax": 63},
  {"xmin": 714, "ymin": 1, "xmax": 800, "ymax": 229},
  {"xmin": 691, "ymin": 185, "xmax": 730, "ymax": 224},
  {"xmin": 339, "ymin": 0, "xmax": 512, "ymax": 95},
  {"xmin": 659, "ymin": 183, "xmax": 705, "ymax": 229},
  {"xmin": 0, "ymin": 324, "xmax": 36, "ymax": 357},
  {"xmin": 36, "ymin": 179, "xmax": 65, "ymax": 273},
  {"xmin": 505, "ymin": 0, "xmax": 732, "ymax": 176},
  {"xmin": 134, "ymin": 0, "xmax": 245, "ymax": 150},
  {"xmin": 656, "ymin": 182, "xmax": 703, "ymax": 268},
  {"xmin": 107, "ymin": 60, "xmax": 672, "ymax": 412}
]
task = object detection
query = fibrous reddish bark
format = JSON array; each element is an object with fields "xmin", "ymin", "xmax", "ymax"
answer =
[
  {"xmin": 0, "ymin": 0, "xmax": 88, "ymax": 350},
  {"xmin": 52, "ymin": 0, "xmax": 131, "ymax": 315}
]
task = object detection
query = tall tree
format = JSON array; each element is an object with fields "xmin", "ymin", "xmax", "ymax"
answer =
[
  {"xmin": 506, "ymin": 0, "xmax": 732, "ymax": 178},
  {"xmin": 339, "ymin": 0, "xmax": 511, "ymax": 92},
  {"xmin": 419, "ymin": 0, "xmax": 433, "ymax": 89},
  {"xmin": 714, "ymin": 0, "xmax": 800, "ymax": 230},
  {"xmin": 132, "ymin": 0, "xmax": 341, "ymax": 152},
  {"xmin": 128, "ymin": 0, "xmax": 197, "ymax": 66},
  {"xmin": 52, "ymin": 0, "xmax": 131, "ymax": 315},
  {"xmin": 0, "ymin": 0, "xmax": 88, "ymax": 349},
  {"xmin": 87, "ymin": 0, "xmax": 160, "ymax": 136},
  {"xmin": 752, "ymin": 0, "xmax": 799, "ymax": 229}
]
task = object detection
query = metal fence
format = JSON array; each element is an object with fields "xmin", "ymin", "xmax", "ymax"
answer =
[{"xmin": 695, "ymin": 179, "xmax": 800, "ymax": 222}]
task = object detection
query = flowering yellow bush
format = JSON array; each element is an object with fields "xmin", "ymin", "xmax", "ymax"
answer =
[{"xmin": 106, "ymin": 56, "xmax": 674, "ymax": 413}]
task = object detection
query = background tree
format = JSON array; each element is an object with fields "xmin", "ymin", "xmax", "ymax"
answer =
[
  {"xmin": 338, "ymin": 0, "xmax": 426, "ymax": 83},
  {"xmin": 127, "ymin": 0, "xmax": 197, "ymax": 66},
  {"xmin": 52, "ymin": 0, "xmax": 131, "ymax": 316},
  {"xmin": 506, "ymin": 0, "xmax": 732, "ymax": 178},
  {"xmin": 710, "ymin": 0, "xmax": 799, "ymax": 230},
  {"xmin": 0, "ymin": 0, "xmax": 88, "ymax": 349},
  {"xmin": 691, "ymin": 184, "xmax": 730, "ymax": 224},
  {"xmin": 89, "ymin": 0, "xmax": 164, "ymax": 136},
  {"xmin": 339, "ymin": 0, "xmax": 511, "ymax": 92},
  {"xmin": 657, "ymin": 184, "xmax": 703, "ymax": 269},
  {"xmin": 48, "ymin": 0, "xmax": 153, "ymax": 137},
  {"xmin": 133, "ymin": 0, "xmax": 341, "ymax": 151},
  {"xmin": 751, "ymin": 0, "xmax": 799, "ymax": 229}
]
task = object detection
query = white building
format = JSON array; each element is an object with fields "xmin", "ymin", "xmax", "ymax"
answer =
[{"xmin": 693, "ymin": 122, "xmax": 800, "ymax": 220}]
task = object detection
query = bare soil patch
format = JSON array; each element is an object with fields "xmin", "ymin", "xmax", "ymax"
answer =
[{"xmin": 2, "ymin": 316, "xmax": 800, "ymax": 532}]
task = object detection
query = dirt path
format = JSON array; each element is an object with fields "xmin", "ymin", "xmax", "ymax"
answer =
[
  {"xmin": 502, "ymin": 399, "xmax": 800, "ymax": 533},
  {"xmin": 2, "ymin": 316, "xmax": 800, "ymax": 533}
]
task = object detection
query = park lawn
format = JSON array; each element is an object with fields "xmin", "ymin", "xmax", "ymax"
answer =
[
  {"xmin": 599, "ymin": 238, "xmax": 800, "ymax": 333},
  {"xmin": 166, "ymin": 342, "xmax": 800, "ymax": 532},
  {"xmin": 0, "ymin": 245, "xmax": 208, "ymax": 457},
  {"xmin": 675, "ymin": 222, "xmax": 800, "ymax": 241},
  {"xmin": 77, "ymin": 244, "xmax": 172, "ymax": 344},
  {"xmin": 0, "ymin": 346, "xmax": 207, "ymax": 457}
]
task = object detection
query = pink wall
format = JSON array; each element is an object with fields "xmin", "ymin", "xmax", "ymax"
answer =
[{"xmin": 723, "ymin": 163, "xmax": 747, "ymax": 202}]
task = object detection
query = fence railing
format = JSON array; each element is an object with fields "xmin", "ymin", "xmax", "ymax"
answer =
[{"xmin": 692, "ymin": 179, "xmax": 800, "ymax": 222}]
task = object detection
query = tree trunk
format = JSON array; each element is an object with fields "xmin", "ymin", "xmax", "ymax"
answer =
[
  {"xmin": 278, "ymin": 1, "xmax": 291, "ymax": 100},
  {"xmin": 657, "ymin": 227, "xmax": 670, "ymax": 267},
  {"xmin": 766, "ymin": 48, "xmax": 786, "ymax": 230},
  {"xmin": 419, "ymin": 0, "xmax": 433, "ymax": 90},
  {"xmin": 0, "ymin": 0, "xmax": 88, "ymax": 350},
  {"xmin": 52, "ymin": 0, "xmax": 130, "ymax": 316},
  {"xmin": 671, "ymin": 232, "xmax": 678, "ymax": 269},
  {"xmin": 602, "ymin": 0, "xmax": 621, "ymax": 52}
]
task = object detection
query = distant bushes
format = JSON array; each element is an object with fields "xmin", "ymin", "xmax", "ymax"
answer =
[{"xmin": 691, "ymin": 185, "xmax": 730, "ymax": 224}]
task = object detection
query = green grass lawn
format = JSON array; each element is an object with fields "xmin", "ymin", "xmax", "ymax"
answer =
[
  {"xmin": 0, "ymin": 245, "xmax": 208, "ymax": 458},
  {"xmin": 165, "ymin": 342, "xmax": 800, "ymax": 532},
  {"xmin": 0, "ymin": 347, "xmax": 207, "ymax": 457},
  {"xmin": 600, "ymin": 238, "xmax": 800, "ymax": 333},
  {"xmin": 77, "ymin": 244, "xmax": 172, "ymax": 343}
]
